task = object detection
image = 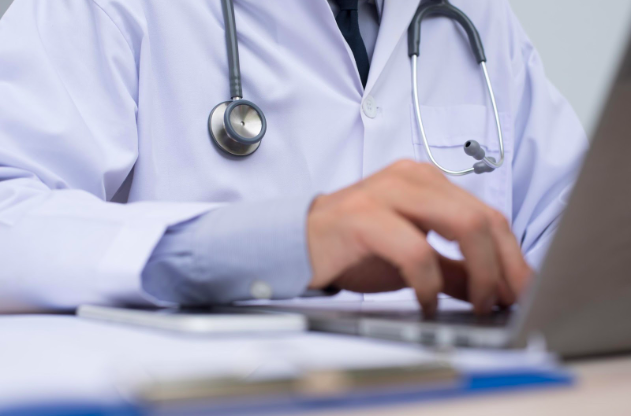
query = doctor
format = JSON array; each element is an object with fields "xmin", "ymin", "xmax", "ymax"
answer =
[{"xmin": 0, "ymin": 0, "xmax": 586, "ymax": 314}]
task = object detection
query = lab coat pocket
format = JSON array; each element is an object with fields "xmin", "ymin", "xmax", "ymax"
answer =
[
  {"xmin": 408, "ymin": 104, "xmax": 514, "ymax": 259},
  {"xmin": 409, "ymin": 104, "xmax": 514, "ymax": 219}
]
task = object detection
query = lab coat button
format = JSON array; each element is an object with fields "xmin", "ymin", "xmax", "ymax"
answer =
[
  {"xmin": 362, "ymin": 96, "xmax": 378, "ymax": 118},
  {"xmin": 250, "ymin": 280, "xmax": 273, "ymax": 300}
]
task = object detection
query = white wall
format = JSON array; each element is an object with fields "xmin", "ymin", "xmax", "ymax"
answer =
[
  {"xmin": 508, "ymin": 0, "xmax": 631, "ymax": 136},
  {"xmin": 1, "ymin": 0, "xmax": 630, "ymax": 135}
]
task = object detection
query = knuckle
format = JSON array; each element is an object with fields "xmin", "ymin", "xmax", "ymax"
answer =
[
  {"xmin": 391, "ymin": 159, "xmax": 417, "ymax": 174},
  {"xmin": 477, "ymin": 271, "xmax": 500, "ymax": 287},
  {"xmin": 401, "ymin": 242, "xmax": 437, "ymax": 275},
  {"xmin": 387, "ymin": 161, "xmax": 447, "ymax": 183},
  {"xmin": 373, "ymin": 172, "xmax": 401, "ymax": 191},
  {"xmin": 489, "ymin": 209, "xmax": 510, "ymax": 230},
  {"xmin": 417, "ymin": 162, "xmax": 436, "ymax": 174},
  {"xmin": 417, "ymin": 163, "xmax": 444, "ymax": 180},
  {"xmin": 459, "ymin": 210, "xmax": 490, "ymax": 235},
  {"xmin": 405, "ymin": 240, "xmax": 432, "ymax": 264},
  {"xmin": 342, "ymin": 191, "xmax": 375, "ymax": 214}
]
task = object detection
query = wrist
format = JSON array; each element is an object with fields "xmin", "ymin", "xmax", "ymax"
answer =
[{"xmin": 306, "ymin": 194, "xmax": 333, "ymax": 290}]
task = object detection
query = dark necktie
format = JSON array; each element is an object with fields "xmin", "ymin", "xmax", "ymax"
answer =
[{"xmin": 335, "ymin": 0, "xmax": 371, "ymax": 88}]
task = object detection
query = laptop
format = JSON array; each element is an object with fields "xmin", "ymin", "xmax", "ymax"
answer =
[{"xmin": 239, "ymin": 35, "xmax": 631, "ymax": 359}]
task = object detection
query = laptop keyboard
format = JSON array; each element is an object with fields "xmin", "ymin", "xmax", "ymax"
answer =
[{"xmin": 343, "ymin": 309, "xmax": 512, "ymax": 328}]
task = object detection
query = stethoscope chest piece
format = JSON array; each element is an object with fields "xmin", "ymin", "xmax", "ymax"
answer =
[{"xmin": 208, "ymin": 99, "xmax": 266, "ymax": 157}]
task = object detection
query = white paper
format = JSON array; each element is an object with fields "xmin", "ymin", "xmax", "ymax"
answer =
[{"xmin": 0, "ymin": 310, "xmax": 555, "ymax": 410}]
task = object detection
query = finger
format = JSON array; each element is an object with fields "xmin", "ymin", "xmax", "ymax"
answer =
[
  {"xmin": 367, "ymin": 176, "xmax": 502, "ymax": 314},
  {"xmin": 353, "ymin": 207, "xmax": 443, "ymax": 317},
  {"xmin": 456, "ymin": 217, "xmax": 502, "ymax": 315},
  {"xmin": 388, "ymin": 163, "xmax": 526, "ymax": 305},
  {"xmin": 487, "ymin": 210, "xmax": 533, "ymax": 300},
  {"xmin": 366, "ymin": 164, "xmax": 483, "ymax": 241},
  {"xmin": 446, "ymin": 204, "xmax": 526, "ymax": 307},
  {"xmin": 436, "ymin": 203, "xmax": 518, "ymax": 307},
  {"xmin": 497, "ymin": 279, "xmax": 516, "ymax": 307},
  {"xmin": 438, "ymin": 255, "xmax": 514, "ymax": 309},
  {"xmin": 437, "ymin": 256, "xmax": 468, "ymax": 301}
]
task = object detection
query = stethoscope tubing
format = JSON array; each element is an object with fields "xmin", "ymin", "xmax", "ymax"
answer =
[
  {"xmin": 221, "ymin": 0, "xmax": 242, "ymax": 100},
  {"xmin": 409, "ymin": 0, "xmax": 504, "ymax": 176},
  {"xmin": 212, "ymin": 0, "xmax": 504, "ymax": 169},
  {"xmin": 480, "ymin": 61, "xmax": 505, "ymax": 169},
  {"xmin": 411, "ymin": 56, "xmax": 504, "ymax": 176},
  {"xmin": 411, "ymin": 56, "xmax": 473, "ymax": 176}
]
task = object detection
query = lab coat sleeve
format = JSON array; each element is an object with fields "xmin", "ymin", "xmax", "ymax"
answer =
[
  {"xmin": 504, "ymin": 2, "xmax": 589, "ymax": 270},
  {"xmin": 0, "ymin": 0, "xmax": 220, "ymax": 311},
  {"xmin": 142, "ymin": 196, "xmax": 314, "ymax": 305}
]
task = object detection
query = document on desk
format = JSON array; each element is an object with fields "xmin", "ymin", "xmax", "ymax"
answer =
[
  {"xmin": 0, "ymin": 316, "xmax": 442, "ymax": 407},
  {"xmin": 0, "ymin": 314, "xmax": 570, "ymax": 415}
]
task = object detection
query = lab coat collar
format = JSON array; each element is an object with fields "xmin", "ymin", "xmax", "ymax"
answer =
[{"xmin": 365, "ymin": 0, "xmax": 420, "ymax": 94}]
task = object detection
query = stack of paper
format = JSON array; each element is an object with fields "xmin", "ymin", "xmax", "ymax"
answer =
[{"xmin": 0, "ymin": 314, "xmax": 570, "ymax": 415}]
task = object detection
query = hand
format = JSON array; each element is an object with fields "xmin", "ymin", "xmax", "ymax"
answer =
[{"xmin": 306, "ymin": 160, "xmax": 532, "ymax": 316}]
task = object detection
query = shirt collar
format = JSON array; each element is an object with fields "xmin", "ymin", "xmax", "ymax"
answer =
[{"xmin": 374, "ymin": 0, "xmax": 384, "ymax": 18}]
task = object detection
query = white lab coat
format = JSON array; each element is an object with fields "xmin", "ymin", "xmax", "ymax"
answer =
[{"xmin": 0, "ymin": 0, "xmax": 587, "ymax": 311}]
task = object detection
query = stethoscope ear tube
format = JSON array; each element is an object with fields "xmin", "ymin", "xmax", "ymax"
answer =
[
  {"xmin": 408, "ymin": 0, "xmax": 504, "ymax": 176},
  {"xmin": 408, "ymin": 0, "xmax": 486, "ymax": 64}
]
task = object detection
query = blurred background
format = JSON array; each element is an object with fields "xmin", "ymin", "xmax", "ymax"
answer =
[{"xmin": 1, "ymin": 0, "xmax": 630, "ymax": 136}]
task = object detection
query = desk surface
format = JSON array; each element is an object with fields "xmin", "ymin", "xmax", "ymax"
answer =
[
  {"xmin": 2, "ymin": 315, "xmax": 629, "ymax": 415},
  {"xmin": 314, "ymin": 356, "xmax": 631, "ymax": 416}
]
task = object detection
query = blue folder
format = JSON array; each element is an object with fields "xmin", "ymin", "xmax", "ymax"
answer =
[{"xmin": 2, "ymin": 368, "xmax": 572, "ymax": 416}]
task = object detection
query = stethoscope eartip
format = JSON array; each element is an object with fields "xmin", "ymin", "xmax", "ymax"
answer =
[
  {"xmin": 464, "ymin": 140, "xmax": 485, "ymax": 160},
  {"xmin": 473, "ymin": 160, "xmax": 496, "ymax": 174}
]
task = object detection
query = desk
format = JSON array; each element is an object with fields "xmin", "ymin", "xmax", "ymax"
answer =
[
  {"xmin": 314, "ymin": 356, "xmax": 631, "ymax": 416},
  {"xmin": 2, "ymin": 315, "xmax": 629, "ymax": 415}
]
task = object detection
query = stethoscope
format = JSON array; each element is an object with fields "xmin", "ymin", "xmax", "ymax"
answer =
[
  {"xmin": 208, "ymin": 0, "xmax": 267, "ymax": 157},
  {"xmin": 209, "ymin": 0, "xmax": 504, "ymax": 176}
]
